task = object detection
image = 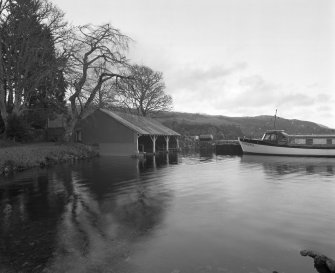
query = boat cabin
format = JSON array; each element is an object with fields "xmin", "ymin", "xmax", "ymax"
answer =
[
  {"xmin": 261, "ymin": 130, "xmax": 289, "ymax": 145},
  {"xmin": 261, "ymin": 130, "xmax": 335, "ymax": 147}
]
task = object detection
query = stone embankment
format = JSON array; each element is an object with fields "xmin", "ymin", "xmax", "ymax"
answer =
[{"xmin": 0, "ymin": 143, "xmax": 98, "ymax": 175}]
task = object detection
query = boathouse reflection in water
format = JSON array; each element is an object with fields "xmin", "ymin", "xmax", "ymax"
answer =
[{"xmin": 0, "ymin": 154, "xmax": 177, "ymax": 273}]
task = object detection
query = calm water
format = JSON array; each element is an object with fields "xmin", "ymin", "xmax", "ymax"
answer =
[{"xmin": 0, "ymin": 153, "xmax": 334, "ymax": 273}]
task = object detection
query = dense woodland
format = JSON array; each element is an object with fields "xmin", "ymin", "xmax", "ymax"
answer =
[{"xmin": 0, "ymin": 0, "xmax": 172, "ymax": 141}]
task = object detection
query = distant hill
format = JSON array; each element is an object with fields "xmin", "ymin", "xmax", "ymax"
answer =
[{"xmin": 152, "ymin": 111, "xmax": 335, "ymax": 140}]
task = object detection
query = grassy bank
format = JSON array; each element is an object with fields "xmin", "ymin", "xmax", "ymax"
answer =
[{"xmin": 0, "ymin": 142, "xmax": 98, "ymax": 175}]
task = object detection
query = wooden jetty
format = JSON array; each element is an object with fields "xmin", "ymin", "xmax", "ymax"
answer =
[{"xmin": 215, "ymin": 140, "xmax": 242, "ymax": 155}]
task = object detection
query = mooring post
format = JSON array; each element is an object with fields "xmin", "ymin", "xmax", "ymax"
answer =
[
  {"xmin": 150, "ymin": 135, "xmax": 157, "ymax": 154},
  {"xmin": 165, "ymin": 136, "xmax": 170, "ymax": 153},
  {"xmin": 176, "ymin": 137, "xmax": 180, "ymax": 151},
  {"xmin": 135, "ymin": 134, "xmax": 141, "ymax": 154}
]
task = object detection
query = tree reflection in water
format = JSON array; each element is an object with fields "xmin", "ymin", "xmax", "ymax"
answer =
[
  {"xmin": 0, "ymin": 171, "xmax": 67, "ymax": 273},
  {"xmin": 46, "ymin": 156, "xmax": 174, "ymax": 273},
  {"xmin": 0, "ymin": 154, "xmax": 176, "ymax": 273}
]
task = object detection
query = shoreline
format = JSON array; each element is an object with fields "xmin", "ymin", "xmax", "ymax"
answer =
[{"xmin": 0, "ymin": 142, "xmax": 99, "ymax": 176}]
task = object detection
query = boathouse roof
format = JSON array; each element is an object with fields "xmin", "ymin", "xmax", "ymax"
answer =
[{"xmin": 99, "ymin": 109, "xmax": 180, "ymax": 136}]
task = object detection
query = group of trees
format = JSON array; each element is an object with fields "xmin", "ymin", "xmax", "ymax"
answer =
[
  {"xmin": 0, "ymin": 0, "xmax": 172, "ymax": 140},
  {"xmin": 0, "ymin": 0, "xmax": 68, "ymax": 139}
]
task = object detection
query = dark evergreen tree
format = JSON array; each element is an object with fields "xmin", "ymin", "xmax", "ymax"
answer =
[{"xmin": 0, "ymin": 0, "xmax": 67, "ymax": 135}]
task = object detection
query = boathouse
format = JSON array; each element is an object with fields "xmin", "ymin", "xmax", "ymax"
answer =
[{"xmin": 74, "ymin": 109, "xmax": 180, "ymax": 156}]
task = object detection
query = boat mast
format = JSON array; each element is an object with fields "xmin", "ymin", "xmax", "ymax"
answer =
[{"xmin": 273, "ymin": 109, "xmax": 277, "ymax": 129}]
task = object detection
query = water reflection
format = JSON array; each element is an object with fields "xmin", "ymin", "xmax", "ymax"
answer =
[
  {"xmin": 0, "ymin": 154, "xmax": 176, "ymax": 273},
  {"xmin": 241, "ymin": 154, "xmax": 335, "ymax": 177},
  {"xmin": 0, "ymin": 170, "xmax": 67, "ymax": 273},
  {"xmin": 1, "ymin": 153, "xmax": 334, "ymax": 273},
  {"xmin": 199, "ymin": 150, "xmax": 215, "ymax": 162}
]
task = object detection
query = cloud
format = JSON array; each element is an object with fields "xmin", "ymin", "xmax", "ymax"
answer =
[
  {"xmin": 315, "ymin": 93, "xmax": 332, "ymax": 102},
  {"xmin": 167, "ymin": 62, "xmax": 247, "ymax": 90},
  {"xmin": 237, "ymin": 75, "xmax": 280, "ymax": 105},
  {"xmin": 183, "ymin": 62, "xmax": 247, "ymax": 81},
  {"xmin": 278, "ymin": 93, "xmax": 315, "ymax": 107},
  {"xmin": 317, "ymin": 105, "xmax": 332, "ymax": 112},
  {"xmin": 166, "ymin": 68, "xmax": 335, "ymax": 128},
  {"xmin": 227, "ymin": 75, "xmax": 331, "ymax": 110},
  {"xmin": 165, "ymin": 62, "xmax": 248, "ymax": 112}
]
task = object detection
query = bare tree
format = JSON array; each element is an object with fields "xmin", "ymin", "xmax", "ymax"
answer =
[
  {"xmin": 94, "ymin": 79, "xmax": 119, "ymax": 109},
  {"xmin": 115, "ymin": 64, "xmax": 172, "ymax": 116},
  {"xmin": 66, "ymin": 24, "xmax": 131, "ymax": 136}
]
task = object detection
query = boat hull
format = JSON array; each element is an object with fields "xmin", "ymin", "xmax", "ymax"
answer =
[{"xmin": 238, "ymin": 138, "xmax": 335, "ymax": 157}]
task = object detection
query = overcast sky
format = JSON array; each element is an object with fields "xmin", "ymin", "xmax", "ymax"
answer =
[{"xmin": 52, "ymin": 0, "xmax": 335, "ymax": 128}]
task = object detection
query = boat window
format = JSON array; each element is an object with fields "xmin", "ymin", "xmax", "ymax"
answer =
[
  {"xmin": 293, "ymin": 138, "xmax": 306, "ymax": 145},
  {"xmin": 270, "ymin": 134, "xmax": 277, "ymax": 141},
  {"xmin": 306, "ymin": 138, "xmax": 313, "ymax": 145},
  {"xmin": 313, "ymin": 139, "xmax": 327, "ymax": 145},
  {"xmin": 281, "ymin": 132, "xmax": 289, "ymax": 138},
  {"xmin": 327, "ymin": 139, "xmax": 332, "ymax": 145},
  {"xmin": 263, "ymin": 134, "xmax": 271, "ymax": 141},
  {"xmin": 278, "ymin": 134, "xmax": 288, "ymax": 144}
]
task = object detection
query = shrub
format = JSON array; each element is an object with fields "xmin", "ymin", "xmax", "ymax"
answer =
[{"xmin": 6, "ymin": 114, "xmax": 31, "ymax": 142}]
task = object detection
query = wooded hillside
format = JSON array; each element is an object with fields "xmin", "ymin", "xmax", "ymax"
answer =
[{"xmin": 153, "ymin": 112, "xmax": 335, "ymax": 139}]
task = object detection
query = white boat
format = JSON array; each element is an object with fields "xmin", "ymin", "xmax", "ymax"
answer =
[{"xmin": 238, "ymin": 130, "xmax": 335, "ymax": 157}]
